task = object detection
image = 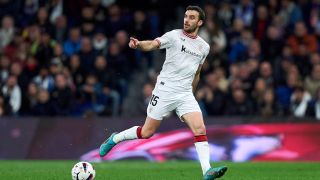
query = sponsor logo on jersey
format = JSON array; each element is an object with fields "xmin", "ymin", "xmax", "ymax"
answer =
[{"xmin": 181, "ymin": 45, "xmax": 202, "ymax": 58}]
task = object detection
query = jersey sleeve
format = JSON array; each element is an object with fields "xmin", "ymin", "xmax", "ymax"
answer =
[
  {"xmin": 200, "ymin": 45, "xmax": 210, "ymax": 64},
  {"xmin": 155, "ymin": 30, "xmax": 175, "ymax": 49}
]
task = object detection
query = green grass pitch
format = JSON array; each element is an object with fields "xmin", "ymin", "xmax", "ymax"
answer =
[{"xmin": 0, "ymin": 160, "xmax": 319, "ymax": 179}]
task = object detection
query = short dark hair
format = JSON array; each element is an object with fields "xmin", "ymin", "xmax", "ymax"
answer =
[{"xmin": 186, "ymin": 5, "xmax": 205, "ymax": 21}]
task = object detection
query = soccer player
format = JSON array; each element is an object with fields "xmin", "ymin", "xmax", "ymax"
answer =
[{"xmin": 100, "ymin": 5, "xmax": 227, "ymax": 180}]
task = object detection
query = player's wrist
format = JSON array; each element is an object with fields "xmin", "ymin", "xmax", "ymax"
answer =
[{"xmin": 135, "ymin": 41, "xmax": 140, "ymax": 49}]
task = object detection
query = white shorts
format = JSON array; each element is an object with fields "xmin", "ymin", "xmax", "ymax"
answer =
[{"xmin": 147, "ymin": 85, "xmax": 201, "ymax": 121}]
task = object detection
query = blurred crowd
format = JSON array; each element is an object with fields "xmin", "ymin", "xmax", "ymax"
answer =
[
  {"xmin": 0, "ymin": 0, "xmax": 162, "ymax": 116},
  {"xmin": 1, "ymin": 0, "xmax": 320, "ymax": 119}
]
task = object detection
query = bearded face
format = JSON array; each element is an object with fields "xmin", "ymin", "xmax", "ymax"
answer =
[{"xmin": 183, "ymin": 10, "xmax": 202, "ymax": 33}]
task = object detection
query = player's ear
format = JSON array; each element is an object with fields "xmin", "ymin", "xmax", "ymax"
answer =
[{"xmin": 198, "ymin": 20, "xmax": 203, "ymax": 27}]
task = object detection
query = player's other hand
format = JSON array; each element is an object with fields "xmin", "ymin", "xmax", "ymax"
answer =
[{"xmin": 129, "ymin": 37, "xmax": 139, "ymax": 49}]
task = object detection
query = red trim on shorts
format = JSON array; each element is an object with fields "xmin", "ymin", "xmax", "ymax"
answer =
[
  {"xmin": 183, "ymin": 31, "xmax": 198, "ymax": 39},
  {"xmin": 194, "ymin": 135, "xmax": 208, "ymax": 143},
  {"xmin": 155, "ymin": 39, "xmax": 161, "ymax": 48},
  {"xmin": 137, "ymin": 126, "xmax": 143, "ymax": 139}
]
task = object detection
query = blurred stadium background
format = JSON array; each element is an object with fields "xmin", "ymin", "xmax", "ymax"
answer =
[{"xmin": 1, "ymin": 0, "xmax": 320, "ymax": 179}]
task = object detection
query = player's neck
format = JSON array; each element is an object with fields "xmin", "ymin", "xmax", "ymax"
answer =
[{"xmin": 183, "ymin": 29, "xmax": 198, "ymax": 39}]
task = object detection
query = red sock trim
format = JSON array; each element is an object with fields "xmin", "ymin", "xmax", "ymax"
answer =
[
  {"xmin": 194, "ymin": 135, "xmax": 208, "ymax": 143},
  {"xmin": 137, "ymin": 126, "xmax": 143, "ymax": 139}
]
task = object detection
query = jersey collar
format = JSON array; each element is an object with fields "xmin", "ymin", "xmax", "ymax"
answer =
[{"xmin": 183, "ymin": 30, "xmax": 198, "ymax": 39}]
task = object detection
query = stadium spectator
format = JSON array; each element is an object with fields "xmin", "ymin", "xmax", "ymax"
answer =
[
  {"xmin": 80, "ymin": 6, "xmax": 95, "ymax": 37},
  {"xmin": 305, "ymin": 64, "xmax": 320, "ymax": 98},
  {"xmin": 36, "ymin": 7, "xmax": 53, "ymax": 33},
  {"xmin": 252, "ymin": 5, "xmax": 270, "ymax": 41},
  {"xmin": 196, "ymin": 72, "xmax": 225, "ymax": 116},
  {"xmin": 48, "ymin": 0, "xmax": 63, "ymax": 24},
  {"xmin": 63, "ymin": 27, "xmax": 81, "ymax": 56},
  {"xmin": 234, "ymin": 0, "xmax": 255, "ymax": 27},
  {"xmin": 257, "ymin": 89, "xmax": 282, "ymax": 117},
  {"xmin": 290, "ymin": 86, "xmax": 312, "ymax": 118},
  {"xmin": 52, "ymin": 43, "xmax": 67, "ymax": 64},
  {"xmin": 0, "ymin": 15, "xmax": 15, "ymax": 50},
  {"xmin": 93, "ymin": 56, "xmax": 121, "ymax": 115},
  {"xmin": 276, "ymin": 71, "xmax": 302, "ymax": 114},
  {"xmin": 1, "ymin": 75, "xmax": 21, "ymax": 115},
  {"xmin": 92, "ymin": 32, "xmax": 108, "ymax": 56},
  {"xmin": 267, "ymin": 0, "xmax": 280, "ymax": 17},
  {"xmin": 33, "ymin": 30, "xmax": 56, "ymax": 67},
  {"xmin": 137, "ymin": 82, "xmax": 153, "ymax": 114},
  {"xmin": 115, "ymin": 30, "xmax": 136, "ymax": 68},
  {"xmin": 252, "ymin": 77, "xmax": 267, "ymax": 104},
  {"xmin": 247, "ymin": 39, "xmax": 261, "ymax": 60},
  {"xmin": 128, "ymin": 10, "xmax": 154, "ymax": 70},
  {"xmin": 9, "ymin": 62, "xmax": 27, "ymax": 89},
  {"xmin": 225, "ymin": 88, "xmax": 254, "ymax": 116},
  {"xmin": 228, "ymin": 28, "xmax": 253, "ymax": 63},
  {"xmin": 104, "ymin": 4, "xmax": 127, "ymax": 38},
  {"xmin": 278, "ymin": 0, "xmax": 303, "ymax": 30},
  {"xmin": 31, "ymin": 88, "xmax": 54, "ymax": 116},
  {"xmin": 258, "ymin": 61, "xmax": 274, "ymax": 87},
  {"xmin": 52, "ymin": 15, "xmax": 68, "ymax": 44},
  {"xmin": 214, "ymin": 67, "xmax": 229, "ymax": 93},
  {"xmin": 21, "ymin": 0, "xmax": 41, "ymax": 26},
  {"xmin": 107, "ymin": 41, "xmax": 130, "ymax": 79},
  {"xmin": 80, "ymin": 73, "xmax": 105, "ymax": 115},
  {"xmin": 32, "ymin": 67, "xmax": 54, "ymax": 91},
  {"xmin": 93, "ymin": 56, "xmax": 115, "ymax": 89},
  {"xmin": 237, "ymin": 62, "xmax": 254, "ymax": 93},
  {"xmin": 261, "ymin": 25, "xmax": 283, "ymax": 63},
  {"xmin": 304, "ymin": 53, "xmax": 320, "ymax": 76},
  {"xmin": 306, "ymin": 87, "xmax": 320, "ymax": 120},
  {"xmin": 22, "ymin": 55, "xmax": 40, "ymax": 84},
  {"xmin": 89, "ymin": 0, "xmax": 107, "ymax": 27},
  {"xmin": 68, "ymin": 54, "xmax": 87, "ymax": 88},
  {"xmin": 226, "ymin": 18, "xmax": 245, "ymax": 47},
  {"xmin": 199, "ymin": 19, "xmax": 226, "ymax": 53},
  {"xmin": 78, "ymin": 36, "xmax": 97, "ymax": 71},
  {"xmin": 217, "ymin": 1, "xmax": 234, "ymax": 29},
  {"xmin": 51, "ymin": 73, "xmax": 73, "ymax": 115},
  {"xmin": 128, "ymin": 10, "xmax": 152, "ymax": 40},
  {"xmin": 20, "ymin": 82, "xmax": 38, "ymax": 115},
  {"xmin": 287, "ymin": 22, "xmax": 318, "ymax": 57},
  {"xmin": 0, "ymin": 55, "xmax": 10, "ymax": 84},
  {"xmin": 0, "ymin": 92, "xmax": 11, "ymax": 116}
]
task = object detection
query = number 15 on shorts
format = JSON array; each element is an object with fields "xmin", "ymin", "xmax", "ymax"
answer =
[{"xmin": 150, "ymin": 94, "xmax": 159, "ymax": 106}]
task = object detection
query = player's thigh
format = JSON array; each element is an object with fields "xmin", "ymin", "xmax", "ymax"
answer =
[
  {"xmin": 182, "ymin": 111, "xmax": 206, "ymax": 136},
  {"xmin": 176, "ymin": 92, "xmax": 202, "ymax": 119},
  {"xmin": 176, "ymin": 93, "xmax": 205, "ymax": 135},
  {"xmin": 147, "ymin": 90, "xmax": 176, "ymax": 121}
]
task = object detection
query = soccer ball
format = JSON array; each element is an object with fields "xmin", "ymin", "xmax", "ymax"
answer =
[{"xmin": 71, "ymin": 161, "xmax": 96, "ymax": 180}]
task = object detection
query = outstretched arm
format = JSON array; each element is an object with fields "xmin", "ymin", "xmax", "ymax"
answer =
[
  {"xmin": 192, "ymin": 64, "xmax": 203, "ymax": 93},
  {"xmin": 128, "ymin": 37, "xmax": 160, "ymax": 51}
]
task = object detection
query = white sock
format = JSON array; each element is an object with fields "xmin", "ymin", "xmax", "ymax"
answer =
[
  {"xmin": 112, "ymin": 126, "xmax": 139, "ymax": 143},
  {"xmin": 195, "ymin": 141, "xmax": 211, "ymax": 175}
]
